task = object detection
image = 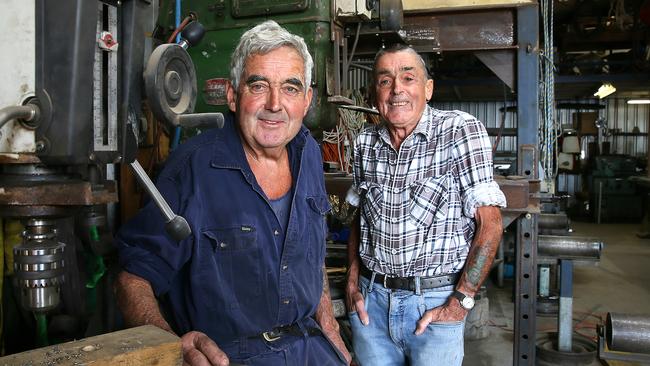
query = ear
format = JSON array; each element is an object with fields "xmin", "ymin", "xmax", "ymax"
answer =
[
  {"xmin": 226, "ymin": 81, "xmax": 237, "ymax": 113},
  {"xmin": 302, "ymin": 87, "xmax": 313, "ymax": 117},
  {"xmin": 425, "ymin": 79, "xmax": 434, "ymax": 101}
]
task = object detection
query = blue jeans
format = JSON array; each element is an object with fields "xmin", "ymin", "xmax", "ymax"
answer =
[{"xmin": 349, "ymin": 275, "xmax": 465, "ymax": 366}]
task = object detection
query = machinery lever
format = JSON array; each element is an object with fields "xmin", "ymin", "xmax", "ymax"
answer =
[
  {"xmin": 129, "ymin": 159, "xmax": 191, "ymax": 241},
  {"xmin": 174, "ymin": 112, "xmax": 224, "ymax": 129}
]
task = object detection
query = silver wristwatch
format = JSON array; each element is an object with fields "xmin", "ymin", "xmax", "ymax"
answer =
[{"xmin": 452, "ymin": 290, "xmax": 475, "ymax": 310}]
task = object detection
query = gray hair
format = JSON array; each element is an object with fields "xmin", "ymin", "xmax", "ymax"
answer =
[
  {"xmin": 230, "ymin": 20, "xmax": 313, "ymax": 92},
  {"xmin": 373, "ymin": 43, "xmax": 431, "ymax": 81}
]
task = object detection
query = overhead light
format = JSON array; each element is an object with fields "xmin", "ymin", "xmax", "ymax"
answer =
[
  {"xmin": 594, "ymin": 83, "xmax": 617, "ymax": 99},
  {"xmin": 627, "ymin": 99, "xmax": 650, "ymax": 104}
]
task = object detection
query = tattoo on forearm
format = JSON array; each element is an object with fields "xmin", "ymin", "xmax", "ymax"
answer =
[{"xmin": 466, "ymin": 243, "xmax": 491, "ymax": 287}]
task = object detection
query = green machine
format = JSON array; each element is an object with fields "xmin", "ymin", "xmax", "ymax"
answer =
[
  {"xmin": 588, "ymin": 155, "xmax": 643, "ymax": 222},
  {"xmin": 157, "ymin": 0, "xmax": 337, "ymax": 133},
  {"xmin": 155, "ymin": 0, "xmax": 403, "ymax": 134}
]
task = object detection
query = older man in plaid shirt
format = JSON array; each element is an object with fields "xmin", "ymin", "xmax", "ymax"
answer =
[{"xmin": 345, "ymin": 44, "xmax": 506, "ymax": 366}]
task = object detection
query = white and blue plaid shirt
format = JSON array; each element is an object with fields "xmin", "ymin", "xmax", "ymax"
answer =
[{"xmin": 347, "ymin": 105, "xmax": 506, "ymax": 277}]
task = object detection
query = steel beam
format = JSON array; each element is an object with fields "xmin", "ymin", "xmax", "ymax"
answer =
[
  {"xmin": 514, "ymin": 5, "xmax": 539, "ymax": 365},
  {"xmin": 558, "ymin": 260, "xmax": 574, "ymax": 352},
  {"xmin": 514, "ymin": 212, "xmax": 538, "ymax": 365}
]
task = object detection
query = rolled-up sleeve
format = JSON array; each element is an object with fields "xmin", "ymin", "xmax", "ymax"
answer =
[
  {"xmin": 462, "ymin": 181, "xmax": 507, "ymax": 218},
  {"xmin": 452, "ymin": 113, "xmax": 507, "ymax": 218},
  {"xmin": 114, "ymin": 172, "xmax": 194, "ymax": 297}
]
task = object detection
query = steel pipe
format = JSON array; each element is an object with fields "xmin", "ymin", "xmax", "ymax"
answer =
[
  {"xmin": 129, "ymin": 160, "xmax": 191, "ymax": 241},
  {"xmin": 606, "ymin": 313, "xmax": 650, "ymax": 354},
  {"xmin": 0, "ymin": 104, "xmax": 40, "ymax": 130},
  {"xmin": 538, "ymin": 235, "xmax": 603, "ymax": 259},
  {"xmin": 539, "ymin": 213, "xmax": 570, "ymax": 229}
]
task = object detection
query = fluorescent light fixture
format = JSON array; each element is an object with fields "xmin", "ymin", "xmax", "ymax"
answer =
[
  {"xmin": 594, "ymin": 83, "xmax": 617, "ymax": 99},
  {"xmin": 627, "ymin": 99, "xmax": 650, "ymax": 105}
]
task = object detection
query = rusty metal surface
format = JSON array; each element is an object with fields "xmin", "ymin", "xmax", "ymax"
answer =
[
  {"xmin": 495, "ymin": 176, "xmax": 529, "ymax": 209},
  {"xmin": 401, "ymin": 10, "xmax": 515, "ymax": 52},
  {"xmin": 0, "ymin": 205, "xmax": 75, "ymax": 218},
  {"xmin": 0, "ymin": 153, "xmax": 41, "ymax": 164},
  {"xmin": 0, "ymin": 181, "xmax": 118, "ymax": 206}
]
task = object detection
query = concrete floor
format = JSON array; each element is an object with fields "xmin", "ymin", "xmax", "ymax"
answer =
[{"xmin": 463, "ymin": 221, "xmax": 650, "ymax": 366}]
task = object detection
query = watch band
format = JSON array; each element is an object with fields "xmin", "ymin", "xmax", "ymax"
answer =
[
  {"xmin": 452, "ymin": 290, "xmax": 474, "ymax": 309},
  {"xmin": 452, "ymin": 290, "xmax": 467, "ymax": 302}
]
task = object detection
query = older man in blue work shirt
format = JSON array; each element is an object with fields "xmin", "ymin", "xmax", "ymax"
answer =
[{"xmin": 114, "ymin": 21, "xmax": 350, "ymax": 366}]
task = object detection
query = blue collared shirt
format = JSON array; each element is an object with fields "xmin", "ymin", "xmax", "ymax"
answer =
[{"xmin": 114, "ymin": 114, "xmax": 331, "ymax": 346}]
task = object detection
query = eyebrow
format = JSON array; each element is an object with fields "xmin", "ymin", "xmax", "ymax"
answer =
[
  {"xmin": 377, "ymin": 66, "xmax": 416, "ymax": 76},
  {"xmin": 245, "ymin": 75, "xmax": 268, "ymax": 84},
  {"xmin": 245, "ymin": 75, "xmax": 304, "ymax": 90},
  {"xmin": 285, "ymin": 77, "xmax": 304, "ymax": 89}
]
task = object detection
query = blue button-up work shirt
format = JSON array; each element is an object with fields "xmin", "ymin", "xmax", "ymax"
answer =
[{"xmin": 115, "ymin": 115, "xmax": 331, "ymax": 347}]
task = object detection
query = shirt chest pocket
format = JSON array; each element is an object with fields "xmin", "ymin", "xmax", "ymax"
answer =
[
  {"xmin": 202, "ymin": 227, "xmax": 262, "ymax": 304},
  {"xmin": 409, "ymin": 175, "xmax": 449, "ymax": 227}
]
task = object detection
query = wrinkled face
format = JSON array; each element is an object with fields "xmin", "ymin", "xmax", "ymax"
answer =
[
  {"xmin": 227, "ymin": 46, "xmax": 312, "ymax": 150},
  {"xmin": 374, "ymin": 50, "xmax": 433, "ymax": 130}
]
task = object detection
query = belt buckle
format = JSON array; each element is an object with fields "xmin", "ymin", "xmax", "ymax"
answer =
[
  {"xmin": 262, "ymin": 330, "xmax": 281, "ymax": 342},
  {"xmin": 383, "ymin": 274, "xmax": 389, "ymax": 289}
]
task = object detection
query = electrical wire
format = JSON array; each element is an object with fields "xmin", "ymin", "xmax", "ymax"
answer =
[
  {"xmin": 540, "ymin": 0, "xmax": 559, "ymax": 187},
  {"xmin": 166, "ymin": 14, "xmax": 196, "ymax": 44},
  {"xmin": 323, "ymin": 90, "xmax": 368, "ymax": 172}
]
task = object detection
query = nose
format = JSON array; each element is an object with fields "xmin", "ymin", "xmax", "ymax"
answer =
[
  {"xmin": 392, "ymin": 79, "xmax": 404, "ymax": 95},
  {"xmin": 265, "ymin": 86, "xmax": 282, "ymax": 112}
]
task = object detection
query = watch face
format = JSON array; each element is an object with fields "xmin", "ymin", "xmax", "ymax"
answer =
[{"xmin": 462, "ymin": 297, "xmax": 475, "ymax": 309}]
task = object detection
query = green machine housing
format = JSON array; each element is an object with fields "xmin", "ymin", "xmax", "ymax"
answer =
[{"xmin": 158, "ymin": 0, "xmax": 338, "ymax": 133}]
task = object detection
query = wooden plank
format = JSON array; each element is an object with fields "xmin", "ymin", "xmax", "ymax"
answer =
[
  {"xmin": 403, "ymin": 0, "xmax": 534, "ymax": 12},
  {"xmin": 0, "ymin": 325, "xmax": 182, "ymax": 366}
]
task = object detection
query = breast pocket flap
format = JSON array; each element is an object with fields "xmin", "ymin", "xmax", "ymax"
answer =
[
  {"xmin": 202, "ymin": 226, "xmax": 257, "ymax": 252},
  {"xmin": 409, "ymin": 176, "xmax": 449, "ymax": 227}
]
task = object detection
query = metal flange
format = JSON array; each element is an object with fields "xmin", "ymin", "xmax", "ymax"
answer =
[{"xmin": 144, "ymin": 44, "xmax": 197, "ymax": 130}]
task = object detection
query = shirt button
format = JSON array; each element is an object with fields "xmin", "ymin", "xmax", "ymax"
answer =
[
  {"xmin": 219, "ymin": 242, "xmax": 227, "ymax": 248},
  {"xmin": 274, "ymin": 230, "xmax": 280, "ymax": 236},
  {"xmin": 283, "ymin": 299, "xmax": 291, "ymax": 305},
  {"xmin": 282, "ymin": 265, "xmax": 288, "ymax": 270},
  {"xmin": 393, "ymin": 187, "xmax": 400, "ymax": 193},
  {"xmin": 391, "ymin": 249, "xmax": 397, "ymax": 255},
  {"xmin": 391, "ymin": 217, "xmax": 398, "ymax": 224}
]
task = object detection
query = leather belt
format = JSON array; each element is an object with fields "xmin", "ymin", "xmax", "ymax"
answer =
[
  {"xmin": 253, "ymin": 323, "xmax": 321, "ymax": 342},
  {"xmin": 360, "ymin": 266, "xmax": 459, "ymax": 291}
]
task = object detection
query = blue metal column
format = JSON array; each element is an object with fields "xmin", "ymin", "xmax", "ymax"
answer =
[
  {"xmin": 514, "ymin": 4, "xmax": 540, "ymax": 366},
  {"xmin": 517, "ymin": 4, "xmax": 540, "ymax": 160},
  {"xmin": 558, "ymin": 259, "xmax": 574, "ymax": 352}
]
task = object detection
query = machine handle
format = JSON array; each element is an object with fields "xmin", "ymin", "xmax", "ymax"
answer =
[
  {"xmin": 129, "ymin": 160, "xmax": 191, "ymax": 241},
  {"xmin": 178, "ymin": 21, "xmax": 205, "ymax": 49},
  {"xmin": 174, "ymin": 112, "xmax": 224, "ymax": 129}
]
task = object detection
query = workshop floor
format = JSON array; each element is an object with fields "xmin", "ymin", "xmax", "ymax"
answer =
[{"xmin": 463, "ymin": 221, "xmax": 650, "ymax": 366}]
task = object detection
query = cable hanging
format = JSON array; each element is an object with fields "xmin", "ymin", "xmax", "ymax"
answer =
[
  {"xmin": 539, "ymin": 0, "xmax": 559, "ymax": 189},
  {"xmin": 323, "ymin": 90, "xmax": 367, "ymax": 172}
]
